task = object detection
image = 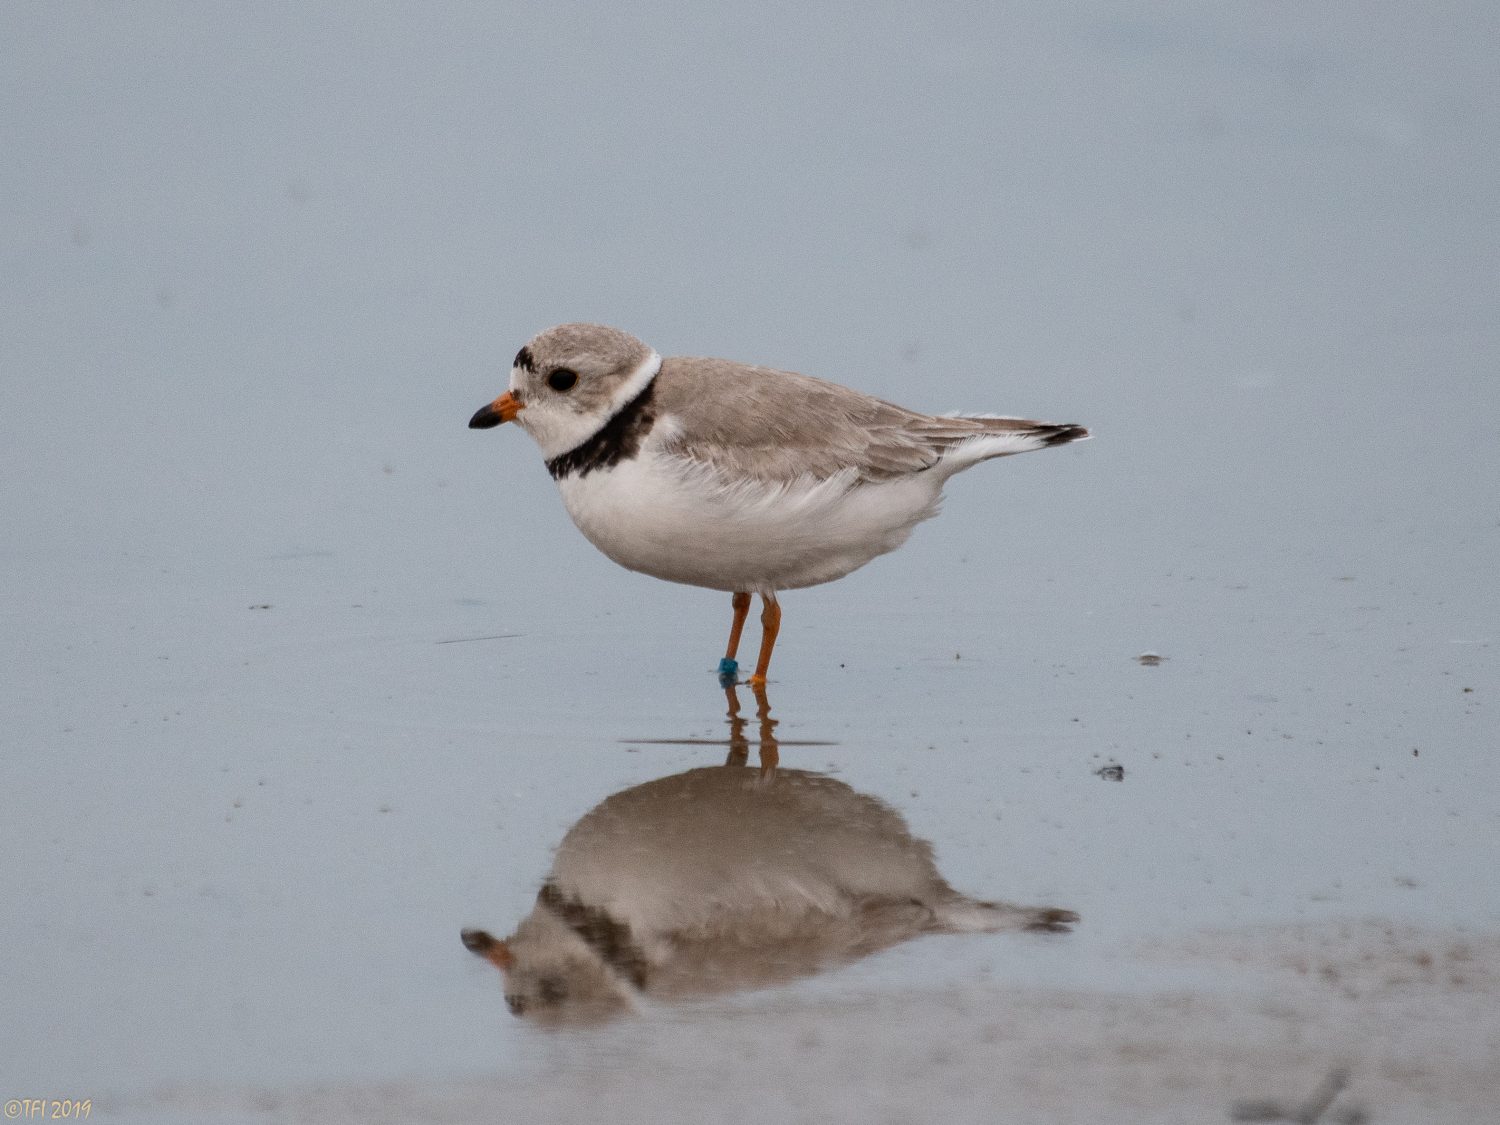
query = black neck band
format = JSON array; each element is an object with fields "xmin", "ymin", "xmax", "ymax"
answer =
[
  {"xmin": 536, "ymin": 881, "xmax": 649, "ymax": 989},
  {"xmin": 545, "ymin": 377, "xmax": 658, "ymax": 481}
]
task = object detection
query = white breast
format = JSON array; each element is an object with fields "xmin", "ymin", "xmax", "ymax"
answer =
[{"xmin": 556, "ymin": 446, "xmax": 944, "ymax": 593}]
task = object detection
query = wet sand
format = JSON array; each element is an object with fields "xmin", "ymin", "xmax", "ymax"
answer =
[{"xmin": 120, "ymin": 919, "xmax": 1500, "ymax": 1124}]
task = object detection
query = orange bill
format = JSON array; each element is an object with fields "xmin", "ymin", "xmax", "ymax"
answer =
[
  {"xmin": 469, "ymin": 391, "xmax": 523, "ymax": 429},
  {"xmin": 460, "ymin": 928, "xmax": 514, "ymax": 971}
]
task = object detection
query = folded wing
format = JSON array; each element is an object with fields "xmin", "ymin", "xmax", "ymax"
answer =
[{"xmin": 651, "ymin": 357, "xmax": 1087, "ymax": 486}]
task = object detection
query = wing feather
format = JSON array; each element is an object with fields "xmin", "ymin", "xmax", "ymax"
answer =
[{"xmin": 649, "ymin": 357, "xmax": 1083, "ymax": 485}]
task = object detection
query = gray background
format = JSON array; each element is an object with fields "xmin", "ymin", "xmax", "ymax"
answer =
[{"xmin": 3, "ymin": 3, "xmax": 1496, "ymax": 1121}]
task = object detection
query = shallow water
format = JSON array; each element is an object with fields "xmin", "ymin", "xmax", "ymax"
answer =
[{"xmin": 3, "ymin": 3, "xmax": 1497, "ymax": 1121}]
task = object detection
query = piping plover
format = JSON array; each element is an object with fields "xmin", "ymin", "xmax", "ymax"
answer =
[
  {"xmin": 462, "ymin": 761, "xmax": 1076, "ymax": 1022},
  {"xmin": 469, "ymin": 323, "xmax": 1088, "ymax": 683}
]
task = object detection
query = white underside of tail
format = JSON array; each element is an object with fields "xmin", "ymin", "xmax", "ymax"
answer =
[
  {"xmin": 933, "ymin": 899, "xmax": 1045, "ymax": 933},
  {"xmin": 935, "ymin": 431, "xmax": 1066, "ymax": 474}
]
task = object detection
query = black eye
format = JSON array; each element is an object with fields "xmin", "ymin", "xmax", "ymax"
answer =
[{"xmin": 547, "ymin": 368, "xmax": 578, "ymax": 393}]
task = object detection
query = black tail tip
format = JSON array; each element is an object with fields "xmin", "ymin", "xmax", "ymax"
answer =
[
  {"xmin": 1025, "ymin": 907, "xmax": 1081, "ymax": 933},
  {"xmin": 1041, "ymin": 424, "xmax": 1090, "ymax": 446}
]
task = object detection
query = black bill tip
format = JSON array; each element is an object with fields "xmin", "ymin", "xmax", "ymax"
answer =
[
  {"xmin": 461, "ymin": 928, "xmax": 497, "ymax": 953},
  {"xmin": 469, "ymin": 405, "xmax": 504, "ymax": 429}
]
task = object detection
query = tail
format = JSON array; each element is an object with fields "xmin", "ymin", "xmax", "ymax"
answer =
[
  {"xmin": 933, "ymin": 897, "xmax": 1080, "ymax": 934},
  {"xmin": 1027, "ymin": 422, "xmax": 1090, "ymax": 448},
  {"xmin": 931, "ymin": 416, "xmax": 1090, "ymax": 471}
]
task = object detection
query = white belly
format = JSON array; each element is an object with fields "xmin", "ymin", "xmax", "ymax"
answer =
[{"xmin": 556, "ymin": 452, "xmax": 944, "ymax": 593}]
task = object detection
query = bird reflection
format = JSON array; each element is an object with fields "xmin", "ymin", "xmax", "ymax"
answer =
[{"xmin": 462, "ymin": 683, "xmax": 1077, "ymax": 1024}]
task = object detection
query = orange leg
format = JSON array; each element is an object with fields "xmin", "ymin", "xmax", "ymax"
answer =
[
  {"xmin": 722, "ymin": 680, "xmax": 748, "ymax": 766},
  {"xmin": 750, "ymin": 678, "xmax": 778, "ymax": 775},
  {"xmin": 724, "ymin": 591, "xmax": 752, "ymax": 661},
  {"xmin": 722, "ymin": 680, "xmax": 778, "ymax": 774},
  {"xmin": 749, "ymin": 594, "xmax": 781, "ymax": 686}
]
